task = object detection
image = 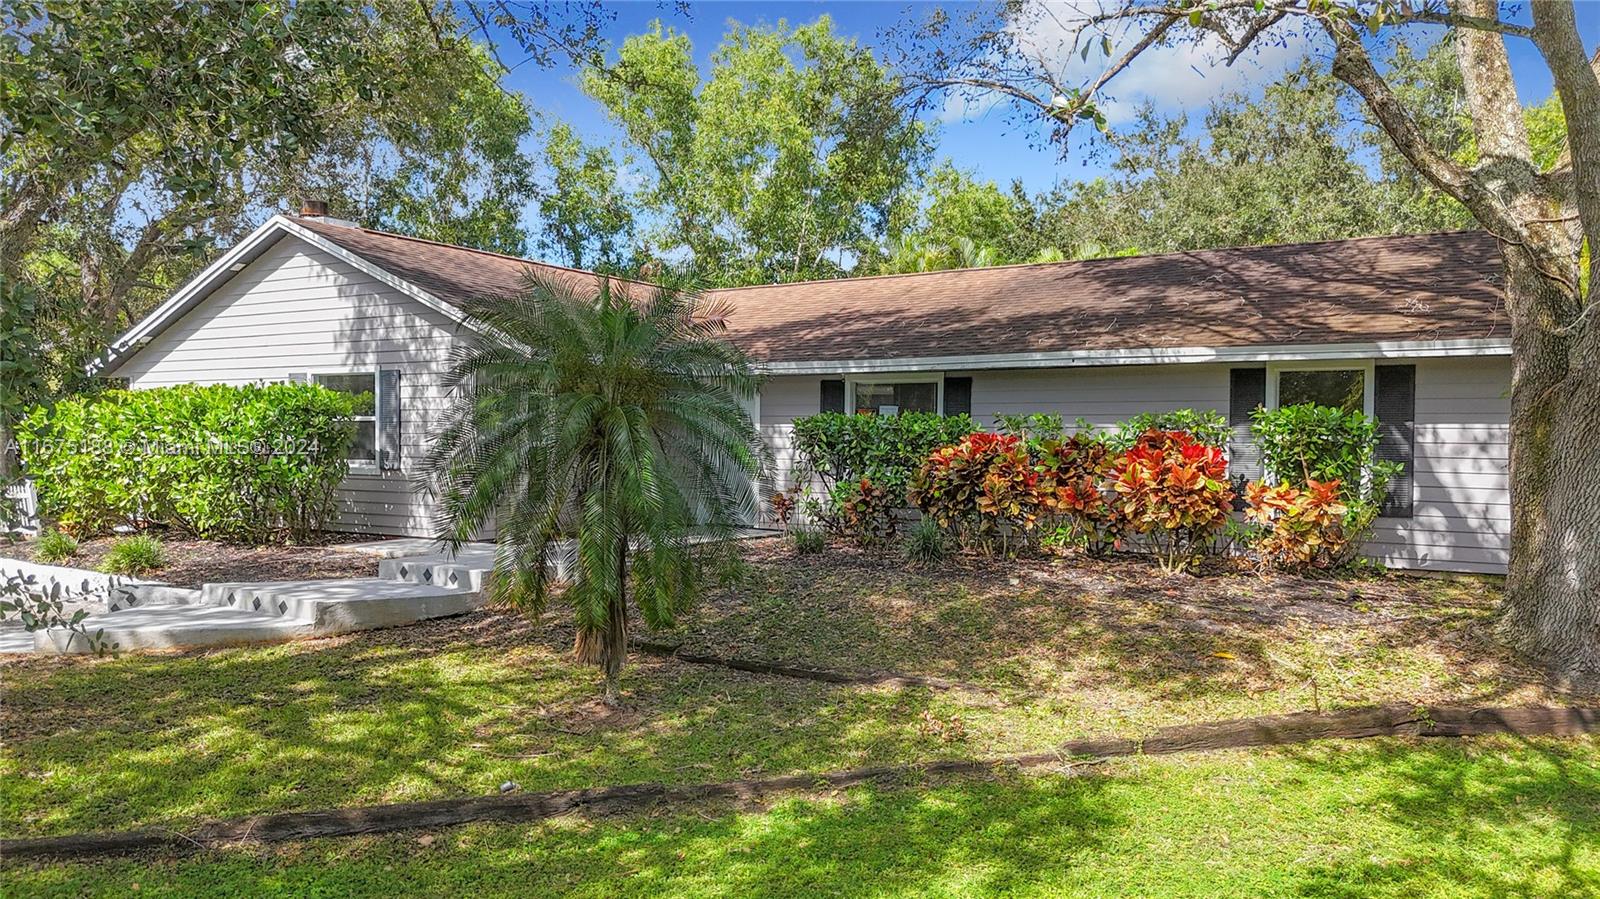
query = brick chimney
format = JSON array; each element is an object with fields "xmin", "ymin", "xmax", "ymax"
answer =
[{"xmin": 296, "ymin": 198, "xmax": 356, "ymax": 228}]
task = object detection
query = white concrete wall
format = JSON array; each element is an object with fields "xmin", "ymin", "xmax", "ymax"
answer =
[
  {"xmin": 757, "ymin": 359, "xmax": 1512, "ymax": 574},
  {"xmin": 113, "ymin": 234, "xmax": 464, "ymax": 537}
]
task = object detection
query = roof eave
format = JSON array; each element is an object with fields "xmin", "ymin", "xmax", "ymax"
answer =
[{"xmin": 754, "ymin": 337, "xmax": 1513, "ymax": 375}]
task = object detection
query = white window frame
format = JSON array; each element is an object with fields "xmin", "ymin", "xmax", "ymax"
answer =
[
  {"xmin": 1265, "ymin": 360, "xmax": 1375, "ymax": 417},
  {"xmin": 844, "ymin": 372, "xmax": 945, "ymax": 416},
  {"xmin": 312, "ymin": 368, "xmax": 382, "ymax": 474}
]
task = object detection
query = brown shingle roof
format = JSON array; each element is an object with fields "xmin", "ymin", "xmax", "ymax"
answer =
[{"xmin": 296, "ymin": 218, "xmax": 1507, "ymax": 363}]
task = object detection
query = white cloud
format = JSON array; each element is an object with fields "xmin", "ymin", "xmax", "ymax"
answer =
[{"xmin": 943, "ymin": 0, "xmax": 1325, "ymax": 126}]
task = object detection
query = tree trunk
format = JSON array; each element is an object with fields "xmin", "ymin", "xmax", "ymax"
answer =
[
  {"xmin": 601, "ymin": 544, "xmax": 630, "ymax": 705},
  {"xmin": 1497, "ymin": 245, "xmax": 1600, "ymax": 686}
]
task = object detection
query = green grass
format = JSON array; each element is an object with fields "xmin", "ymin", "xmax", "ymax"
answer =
[
  {"xmin": 0, "ymin": 551, "xmax": 1553, "ymax": 840},
  {"xmin": 0, "ymin": 546, "xmax": 1588, "ymax": 894},
  {"xmin": 8, "ymin": 738, "xmax": 1599, "ymax": 897}
]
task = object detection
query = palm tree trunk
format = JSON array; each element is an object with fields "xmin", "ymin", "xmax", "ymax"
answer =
[{"xmin": 602, "ymin": 542, "xmax": 630, "ymax": 705}]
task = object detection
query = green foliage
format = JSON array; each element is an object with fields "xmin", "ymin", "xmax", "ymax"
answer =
[
  {"xmin": 790, "ymin": 526, "xmax": 826, "ymax": 555},
  {"xmin": 583, "ymin": 17, "xmax": 928, "ymax": 284},
  {"xmin": 1250, "ymin": 404, "xmax": 1397, "ymax": 505},
  {"xmin": 1111, "ymin": 409, "xmax": 1230, "ymax": 451},
  {"xmin": 877, "ymin": 162, "xmax": 1051, "ymax": 273},
  {"xmin": 791, "ymin": 412, "xmax": 976, "ymax": 516},
  {"xmin": 905, "ymin": 517, "xmax": 947, "ymax": 567},
  {"xmin": 32, "ymin": 529, "xmax": 77, "ymax": 565},
  {"xmin": 18, "ymin": 383, "xmax": 355, "ymax": 542},
  {"xmin": 536, "ymin": 122, "xmax": 637, "ymax": 270},
  {"xmin": 994, "ymin": 412, "xmax": 1066, "ymax": 449},
  {"xmin": 422, "ymin": 276, "xmax": 764, "ymax": 701},
  {"xmin": 100, "ymin": 534, "xmax": 165, "ymax": 577}
]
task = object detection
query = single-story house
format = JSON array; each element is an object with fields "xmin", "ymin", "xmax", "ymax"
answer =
[{"xmin": 97, "ymin": 210, "xmax": 1512, "ymax": 574}]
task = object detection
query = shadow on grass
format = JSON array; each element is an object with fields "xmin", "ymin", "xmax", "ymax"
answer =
[
  {"xmin": 656, "ymin": 546, "xmax": 1542, "ymax": 711},
  {"xmin": 10, "ymin": 738, "xmax": 1598, "ymax": 897},
  {"xmin": 0, "ymin": 613, "xmax": 960, "ymax": 838},
  {"xmin": 1278, "ymin": 736, "xmax": 1600, "ymax": 898}
]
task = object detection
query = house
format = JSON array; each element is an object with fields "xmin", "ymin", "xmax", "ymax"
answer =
[{"xmin": 97, "ymin": 210, "xmax": 1512, "ymax": 574}]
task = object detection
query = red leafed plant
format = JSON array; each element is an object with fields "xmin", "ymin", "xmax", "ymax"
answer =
[
  {"xmin": 1111, "ymin": 429, "xmax": 1235, "ymax": 573},
  {"xmin": 1037, "ymin": 434, "xmax": 1123, "ymax": 557},
  {"xmin": 909, "ymin": 432, "xmax": 1035, "ymax": 551},
  {"xmin": 842, "ymin": 477, "xmax": 898, "ymax": 546},
  {"xmin": 1244, "ymin": 478, "xmax": 1354, "ymax": 570},
  {"xmin": 769, "ymin": 490, "xmax": 797, "ymax": 529}
]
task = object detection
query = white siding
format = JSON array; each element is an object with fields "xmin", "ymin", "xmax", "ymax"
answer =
[
  {"xmin": 115, "ymin": 234, "xmax": 467, "ymax": 537},
  {"xmin": 758, "ymin": 375, "xmax": 824, "ymax": 513},
  {"xmin": 756, "ymin": 359, "xmax": 1512, "ymax": 574}
]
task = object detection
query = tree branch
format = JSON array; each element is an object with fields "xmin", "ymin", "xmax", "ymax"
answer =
[{"xmin": 1531, "ymin": 2, "xmax": 1600, "ymax": 305}]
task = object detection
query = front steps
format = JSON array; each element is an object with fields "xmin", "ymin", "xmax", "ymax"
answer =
[{"xmin": 28, "ymin": 541, "xmax": 496, "ymax": 654}]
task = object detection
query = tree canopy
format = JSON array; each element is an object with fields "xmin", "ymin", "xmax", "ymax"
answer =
[{"xmin": 580, "ymin": 17, "xmax": 929, "ymax": 285}]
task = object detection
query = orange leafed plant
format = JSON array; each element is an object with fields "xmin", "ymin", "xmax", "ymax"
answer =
[
  {"xmin": 1110, "ymin": 429, "xmax": 1235, "ymax": 573},
  {"xmin": 1245, "ymin": 477, "xmax": 1353, "ymax": 570}
]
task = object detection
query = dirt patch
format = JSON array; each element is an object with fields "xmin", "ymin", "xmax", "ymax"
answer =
[{"xmin": 2, "ymin": 532, "xmax": 388, "ymax": 588}]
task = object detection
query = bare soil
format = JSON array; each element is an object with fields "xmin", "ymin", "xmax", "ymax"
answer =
[{"xmin": 2, "ymin": 531, "xmax": 386, "ymax": 588}]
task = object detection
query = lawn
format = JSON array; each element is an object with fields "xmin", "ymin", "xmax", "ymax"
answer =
[{"xmin": 2, "ymin": 539, "xmax": 1594, "ymax": 895}]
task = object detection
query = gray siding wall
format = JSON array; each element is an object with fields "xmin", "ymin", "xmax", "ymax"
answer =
[
  {"xmin": 757, "ymin": 358, "xmax": 1512, "ymax": 574},
  {"xmin": 114, "ymin": 234, "xmax": 465, "ymax": 537},
  {"xmin": 1366, "ymin": 357, "xmax": 1511, "ymax": 573}
]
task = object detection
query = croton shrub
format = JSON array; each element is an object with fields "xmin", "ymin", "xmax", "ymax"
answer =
[
  {"xmin": 1244, "ymin": 479, "xmax": 1356, "ymax": 570},
  {"xmin": 908, "ymin": 431, "xmax": 1032, "ymax": 550},
  {"xmin": 1109, "ymin": 430, "xmax": 1236, "ymax": 573}
]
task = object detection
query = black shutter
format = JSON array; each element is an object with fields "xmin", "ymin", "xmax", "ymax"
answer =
[
  {"xmin": 1375, "ymin": 364, "xmax": 1415, "ymax": 517},
  {"xmin": 820, "ymin": 379, "xmax": 845, "ymax": 413},
  {"xmin": 1228, "ymin": 367, "xmax": 1267, "ymax": 508},
  {"xmin": 379, "ymin": 369, "xmax": 402, "ymax": 471},
  {"xmin": 943, "ymin": 376, "xmax": 972, "ymax": 417}
]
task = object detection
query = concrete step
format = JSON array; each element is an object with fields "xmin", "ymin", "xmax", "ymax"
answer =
[
  {"xmin": 36, "ymin": 605, "xmax": 310, "ymax": 654},
  {"xmin": 200, "ymin": 577, "xmax": 482, "ymax": 627}
]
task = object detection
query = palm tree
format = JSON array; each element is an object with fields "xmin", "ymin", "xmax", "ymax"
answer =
[{"xmin": 423, "ymin": 275, "xmax": 765, "ymax": 703}]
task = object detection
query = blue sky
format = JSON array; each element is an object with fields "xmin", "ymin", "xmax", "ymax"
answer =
[{"xmin": 491, "ymin": 2, "xmax": 1598, "ymax": 218}]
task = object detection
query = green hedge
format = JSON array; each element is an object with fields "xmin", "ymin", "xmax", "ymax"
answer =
[
  {"xmin": 17, "ymin": 383, "xmax": 356, "ymax": 542},
  {"xmin": 791, "ymin": 411, "xmax": 977, "ymax": 502}
]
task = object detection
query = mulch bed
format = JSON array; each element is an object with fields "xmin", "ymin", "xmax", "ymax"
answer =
[{"xmin": 2, "ymin": 532, "xmax": 387, "ymax": 588}]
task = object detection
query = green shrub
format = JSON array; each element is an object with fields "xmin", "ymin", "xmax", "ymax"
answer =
[
  {"xmin": 791, "ymin": 412, "xmax": 976, "ymax": 519},
  {"xmin": 18, "ymin": 383, "xmax": 355, "ymax": 542},
  {"xmin": 905, "ymin": 517, "xmax": 947, "ymax": 567},
  {"xmin": 790, "ymin": 527, "xmax": 826, "ymax": 555},
  {"xmin": 33, "ymin": 529, "xmax": 78, "ymax": 564},
  {"xmin": 1111, "ymin": 409, "xmax": 1229, "ymax": 450},
  {"xmin": 101, "ymin": 534, "xmax": 166, "ymax": 576},
  {"xmin": 1250, "ymin": 404, "xmax": 1397, "ymax": 503},
  {"xmin": 1249, "ymin": 403, "xmax": 1399, "ymax": 569}
]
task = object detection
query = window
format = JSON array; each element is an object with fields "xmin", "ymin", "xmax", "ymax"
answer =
[
  {"xmin": 313, "ymin": 372, "xmax": 379, "ymax": 470},
  {"xmin": 849, "ymin": 379, "xmax": 939, "ymax": 416},
  {"xmin": 1269, "ymin": 363, "xmax": 1373, "ymax": 416}
]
